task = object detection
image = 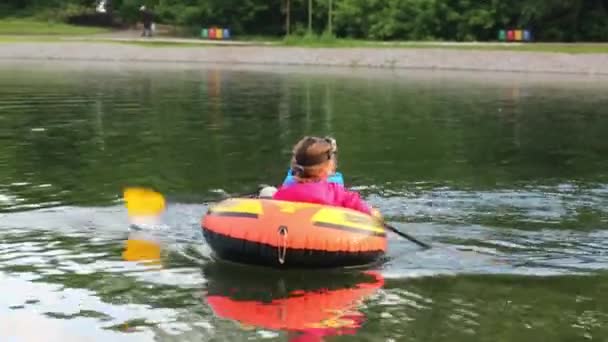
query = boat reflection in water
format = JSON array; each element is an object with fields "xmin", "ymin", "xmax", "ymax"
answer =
[{"xmin": 203, "ymin": 262, "xmax": 384, "ymax": 341}]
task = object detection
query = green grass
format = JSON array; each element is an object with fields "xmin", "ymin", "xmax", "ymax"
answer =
[
  {"xmin": 459, "ymin": 43, "xmax": 608, "ymax": 54},
  {"xmin": 0, "ymin": 18, "xmax": 109, "ymax": 35},
  {"xmin": 75, "ymin": 38, "xmax": 608, "ymax": 54},
  {"xmin": 389, "ymin": 42, "xmax": 608, "ymax": 54},
  {"xmin": 278, "ymin": 35, "xmax": 608, "ymax": 53},
  {"xmin": 106, "ymin": 40, "xmax": 217, "ymax": 48},
  {"xmin": 0, "ymin": 35, "xmax": 64, "ymax": 42},
  {"xmin": 237, "ymin": 35, "xmax": 282, "ymax": 43},
  {"xmin": 1, "ymin": 23, "xmax": 607, "ymax": 54}
]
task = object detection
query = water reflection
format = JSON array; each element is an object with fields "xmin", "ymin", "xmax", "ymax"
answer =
[
  {"xmin": 202, "ymin": 262, "xmax": 383, "ymax": 340},
  {"xmin": 2, "ymin": 62, "xmax": 608, "ymax": 341},
  {"xmin": 2, "ymin": 63, "xmax": 608, "ymax": 211},
  {"xmin": 122, "ymin": 231, "xmax": 161, "ymax": 265}
]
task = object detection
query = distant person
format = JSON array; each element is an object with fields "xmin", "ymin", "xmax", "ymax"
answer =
[
  {"xmin": 96, "ymin": 0, "xmax": 107, "ymax": 13},
  {"xmin": 139, "ymin": 5, "xmax": 154, "ymax": 37}
]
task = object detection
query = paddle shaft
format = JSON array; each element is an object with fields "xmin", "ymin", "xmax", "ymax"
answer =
[
  {"xmin": 167, "ymin": 190, "xmax": 259, "ymax": 205},
  {"xmin": 384, "ymin": 223, "xmax": 431, "ymax": 249}
]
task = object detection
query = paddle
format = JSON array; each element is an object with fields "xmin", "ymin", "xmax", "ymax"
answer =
[
  {"xmin": 122, "ymin": 187, "xmax": 164, "ymax": 263},
  {"xmin": 123, "ymin": 187, "xmax": 166, "ymax": 216},
  {"xmin": 170, "ymin": 187, "xmax": 263, "ymax": 205},
  {"xmin": 371, "ymin": 208, "xmax": 431, "ymax": 249},
  {"xmin": 383, "ymin": 223, "xmax": 431, "ymax": 249}
]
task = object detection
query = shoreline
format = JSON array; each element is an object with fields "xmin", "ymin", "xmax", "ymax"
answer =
[{"xmin": 1, "ymin": 41, "xmax": 608, "ymax": 75}]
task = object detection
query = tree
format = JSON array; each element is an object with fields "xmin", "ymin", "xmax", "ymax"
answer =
[
  {"xmin": 4, "ymin": 0, "xmax": 608, "ymax": 41},
  {"xmin": 327, "ymin": 0, "xmax": 333, "ymax": 35},
  {"xmin": 308, "ymin": 0, "xmax": 313, "ymax": 35},
  {"xmin": 285, "ymin": 0, "xmax": 291, "ymax": 35}
]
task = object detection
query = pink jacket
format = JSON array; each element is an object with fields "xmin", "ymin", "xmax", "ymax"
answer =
[{"xmin": 272, "ymin": 181, "xmax": 372, "ymax": 215}]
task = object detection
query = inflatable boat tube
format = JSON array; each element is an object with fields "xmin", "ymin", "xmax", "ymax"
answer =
[{"xmin": 202, "ymin": 198, "xmax": 387, "ymax": 268}]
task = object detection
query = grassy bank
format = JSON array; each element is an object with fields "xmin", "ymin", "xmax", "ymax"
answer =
[
  {"xmin": 0, "ymin": 18, "xmax": 109, "ymax": 35},
  {"xmin": 102, "ymin": 34, "xmax": 608, "ymax": 54},
  {"xmin": 1, "ymin": 19, "xmax": 607, "ymax": 54},
  {"xmin": 279, "ymin": 35, "xmax": 608, "ymax": 54}
]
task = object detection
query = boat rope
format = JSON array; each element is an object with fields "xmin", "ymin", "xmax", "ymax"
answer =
[{"xmin": 277, "ymin": 225, "xmax": 288, "ymax": 264}]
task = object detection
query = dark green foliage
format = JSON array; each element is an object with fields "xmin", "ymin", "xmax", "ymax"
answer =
[{"xmin": 1, "ymin": 0, "xmax": 607, "ymax": 41}]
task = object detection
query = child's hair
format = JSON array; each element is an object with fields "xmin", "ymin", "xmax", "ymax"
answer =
[{"xmin": 290, "ymin": 136, "xmax": 337, "ymax": 182}]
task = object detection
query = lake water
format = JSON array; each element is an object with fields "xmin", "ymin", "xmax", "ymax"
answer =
[{"xmin": 1, "ymin": 61, "xmax": 608, "ymax": 341}]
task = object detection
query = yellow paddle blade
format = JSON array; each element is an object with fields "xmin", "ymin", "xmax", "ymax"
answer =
[{"xmin": 123, "ymin": 187, "xmax": 166, "ymax": 216}]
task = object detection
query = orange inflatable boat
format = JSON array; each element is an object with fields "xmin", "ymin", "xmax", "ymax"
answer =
[{"xmin": 202, "ymin": 198, "xmax": 387, "ymax": 268}]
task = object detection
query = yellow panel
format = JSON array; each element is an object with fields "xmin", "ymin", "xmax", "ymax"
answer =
[
  {"xmin": 272, "ymin": 200, "xmax": 320, "ymax": 213},
  {"xmin": 210, "ymin": 199, "xmax": 263, "ymax": 215},
  {"xmin": 311, "ymin": 208, "xmax": 385, "ymax": 234}
]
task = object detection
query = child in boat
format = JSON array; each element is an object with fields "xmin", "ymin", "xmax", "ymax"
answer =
[
  {"xmin": 280, "ymin": 136, "xmax": 344, "ymax": 186},
  {"xmin": 271, "ymin": 136, "xmax": 373, "ymax": 215},
  {"xmin": 258, "ymin": 136, "xmax": 341, "ymax": 198}
]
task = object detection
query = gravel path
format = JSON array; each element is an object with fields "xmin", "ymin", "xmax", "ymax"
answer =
[{"xmin": 1, "ymin": 41, "xmax": 608, "ymax": 75}]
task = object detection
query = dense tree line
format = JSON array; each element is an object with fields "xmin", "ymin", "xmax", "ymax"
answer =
[{"xmin": 2, "ymin": 0, "xmax": 608, "ymax": 41}]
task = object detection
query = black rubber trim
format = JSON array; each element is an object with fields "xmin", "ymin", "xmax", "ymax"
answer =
[
  {"xmin": 313, "ymin": 221, "xmax": 386, "ymax": 237},
  {"xmin": 202, "ymin": 227, "xmax": 385, "ymax": 269}
]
